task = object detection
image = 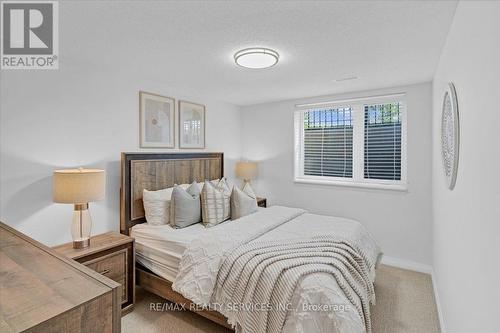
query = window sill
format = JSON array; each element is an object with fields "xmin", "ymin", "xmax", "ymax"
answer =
[{"xmin": 293, "ymin": 178, "xmax": 408, "ymax": 192}]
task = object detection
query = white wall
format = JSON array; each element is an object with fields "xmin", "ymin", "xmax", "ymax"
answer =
[
  {"xmin": 241, "ymin": 83, "xmax": 433, "ymax": 265},
  {"xmin": 432, "ymin": 2, "xmax": 500, "ymax": 332},
  {"xmin": 0, "ymin": 63, "xmax": 241, "ymax": 246}
]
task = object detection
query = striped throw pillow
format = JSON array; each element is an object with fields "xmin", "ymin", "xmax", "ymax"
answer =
[{"xmin": 201, "ymin": 178, "xmax": 231, "ymax": 227}]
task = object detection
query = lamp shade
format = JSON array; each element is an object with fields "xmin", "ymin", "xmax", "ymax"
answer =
[
  {"xmin": 53, "ymin": 168, "xmax": 105, "ymax": 204},
  {"xmin": 235, "ymin": 161, "xmax": 258, "ymax": 181}
]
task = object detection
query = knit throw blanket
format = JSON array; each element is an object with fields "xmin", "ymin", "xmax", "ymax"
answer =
[{"xmin": 212, "ymin": 236, "xmax": 376, "ymax": 333}]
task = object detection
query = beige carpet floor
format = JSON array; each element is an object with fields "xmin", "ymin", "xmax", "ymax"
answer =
[{"xmin": 122, "ymin": 264, "xmax": 440, "ymax": 333}]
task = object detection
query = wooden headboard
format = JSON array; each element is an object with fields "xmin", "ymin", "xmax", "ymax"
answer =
[{"xmin": 120, "ymin": 152, "xmax": 224, "ymax": 234}]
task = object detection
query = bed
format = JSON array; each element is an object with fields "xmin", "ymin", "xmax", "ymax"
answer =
[{"xmin": 120, "ymin": 152, "xmax": 381, "ymax": 333}]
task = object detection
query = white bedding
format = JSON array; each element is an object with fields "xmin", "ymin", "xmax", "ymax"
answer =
[
  {"xmin": 131, "ymin": 222, "xmax": 205, "ymax": 281},
  {"xmin": 131, "ymin": 207, "xmax": 269, "ymax": 281},
  {"xmin": 262, "ymin": 213, "xmax": 380, "ymax": 333},
  {"xmin": 171, "ymin": 206, "xmax": 381, "ymax": 333}
]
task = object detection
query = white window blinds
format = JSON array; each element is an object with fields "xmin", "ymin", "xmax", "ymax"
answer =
[
  {"xmin": 302, "ymin": 108, "xmax": 353, "ymax": 178},
  {"xmin": 364, "ymin": 102, "xmax": 403, "ymax": 181},
  {"xmin": 294, "ymin": 95, "xmax": 406, "ymax": 190}
]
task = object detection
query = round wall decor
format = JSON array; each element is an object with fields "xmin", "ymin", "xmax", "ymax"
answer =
[{"xmin": 441, "ymin": 82, "xmax": 460, "ymax": 190}]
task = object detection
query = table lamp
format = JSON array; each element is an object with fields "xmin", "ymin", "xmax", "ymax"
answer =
[
  {"xmin": 53, "ymin": 168, "xmax": 105, "ymax": 249},
  {"xmin": 235, "ymin": 161, "xmax": 258, "ymax": 184}
]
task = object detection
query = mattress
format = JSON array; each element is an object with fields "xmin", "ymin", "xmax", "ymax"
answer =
[
  {"xmin": 131, "ymin": 223, "xmax": 206, "ymax": 281},
  {"xmin": 131, "ymin": 207, "xmax": 266, "ymax": 281}
]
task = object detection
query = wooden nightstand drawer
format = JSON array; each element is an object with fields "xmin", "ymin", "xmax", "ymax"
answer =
[
  {"xmin": 53, "ymin": 232, "xmax": 135, "ymax": 314},
  {"xmin": 117, "ymin": 278, "xmax": 127, "ymax": 303},
  {"xmin": 83, "ymin": 249, "xmax": 128, "ymax": 304}
]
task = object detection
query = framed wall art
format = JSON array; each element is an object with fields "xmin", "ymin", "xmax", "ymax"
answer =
[
  {"xmin": 441, "ymin": 82, "xmax": 460, "ymax": 190},
  {"xmin": 139, "ymin": 91, "xmax": 175, "ymax": 148},
  {"xmin": 179, "ymin": 100, "xmax": 205, "ymax": 149}
]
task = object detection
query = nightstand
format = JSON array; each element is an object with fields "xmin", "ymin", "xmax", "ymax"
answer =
[
  {"xmin": 257, "ymin": 197, "xmax": 267, "ymax": 208},
  {"xmin": 53, "ymin": 232, "xmax": 135, "ymax": 315}
]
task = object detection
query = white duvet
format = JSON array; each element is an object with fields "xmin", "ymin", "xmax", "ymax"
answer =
[{"xmin": 172, "ymin": 206, "xmax": 381, "ymax": 333}]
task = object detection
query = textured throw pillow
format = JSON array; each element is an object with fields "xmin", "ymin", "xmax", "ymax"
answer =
[
  {"xmin": 142, "ymin": 187, "xmax": 175, "ymax": 225},
  {"xmin": 242, "ymin": 182, "xmax": 256, "ymax": 197},
  {"xmin": 231, "ymin": 182, "xmax": 258, "ymax": 220},
  {"xmin": 169, "ymin": 182, "xmax": 201, "ymax": 228},
  {"xmin": 217, "ymin": 177, "xmax": 232, "ymax": 196},
  {"xmin": 196, "ymin": 179, "xmax": 220, "ymax": 192},
  {"xmin": 201, "ymin": 178, "xmax": 231, "ymax": 227}
]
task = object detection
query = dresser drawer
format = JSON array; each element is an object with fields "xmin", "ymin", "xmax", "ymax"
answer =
[{"xmin": 83, "ymin": 249, "xmax": 128, "ymax": 304}]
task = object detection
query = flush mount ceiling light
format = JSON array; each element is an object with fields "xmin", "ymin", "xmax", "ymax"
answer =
[{"xmin": 234, "ymin": 48, "xmax": 279, "ymax": 69}]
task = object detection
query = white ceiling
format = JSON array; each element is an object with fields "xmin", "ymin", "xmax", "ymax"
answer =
[{"xmin": 62, "ymin": 1, "xmax": 457, "ymax": 106}]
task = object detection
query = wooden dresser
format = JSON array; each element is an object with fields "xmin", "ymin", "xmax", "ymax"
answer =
[
  {"xmin": 0, "ymin": 222, "xmax": 120, "ymax": 333},
  {"xmin": 53, "ymin": 232, "xmax": 135, "ymax": 314}
]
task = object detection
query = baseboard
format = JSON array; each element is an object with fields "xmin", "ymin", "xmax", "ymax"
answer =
[
  {"xmin": 380, "ymin": 255, "xmax": 433, "ymax": 274},
  {"xmin": 430, "ymin": 272, "xmax": 446, "ymax": 333},
  {"xmin": 379, "ymin": 255, "xmax": 446, "ymax": 333}
]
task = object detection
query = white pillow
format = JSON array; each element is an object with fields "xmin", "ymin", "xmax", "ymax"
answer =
[
  {"xmin": 170, "ymin": 182, "xmax": 202, "ymax": 229},
  {"xmin": 217, "ymin": 177, "xmax": 232, "ymax": 195},
  {"xmin": 231, "ymin": 182, "xmax": 258, "ymax": 220},
  {"xmin": 143, "ymin": 187, "xmax": 174, "ymax": 225},
  {"xmin": 243, "ymin": 182, "xmax": 256, "ymax": 197},
  {"xmin": 142, "ymin": 183, "xmax": 191, "ymax": 225}
]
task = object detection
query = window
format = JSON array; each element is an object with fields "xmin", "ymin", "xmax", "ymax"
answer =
[
  {"xmin": 303, "ymin": 107, "xmax": 353, "ymax": 178},
  {"xmin": 294, "ymin": 95, "xmax": 406, "ymax": 190}
]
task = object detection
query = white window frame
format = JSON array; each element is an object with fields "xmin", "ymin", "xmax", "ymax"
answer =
[{"xmin": 294, "ymin": 93, "xmax": 407, "ymax": 191}]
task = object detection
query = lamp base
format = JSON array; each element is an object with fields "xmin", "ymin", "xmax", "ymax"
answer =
[
  {"xmin": 71, "ymin": 203, "xmax": 92, "ymax": 249},
  {"xmin": 73, "ymin": 238, "xmax": 90, "ymax": 249}
]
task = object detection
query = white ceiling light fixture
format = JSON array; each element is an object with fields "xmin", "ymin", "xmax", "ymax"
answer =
[{"xmin": 234, "ymin": 47, "xmax": 279, "ymax": 69}]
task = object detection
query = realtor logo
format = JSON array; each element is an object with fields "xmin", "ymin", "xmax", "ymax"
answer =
[{"xmin": 1, "ymin": 1, "xmax": 58, "ymax": 69}]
